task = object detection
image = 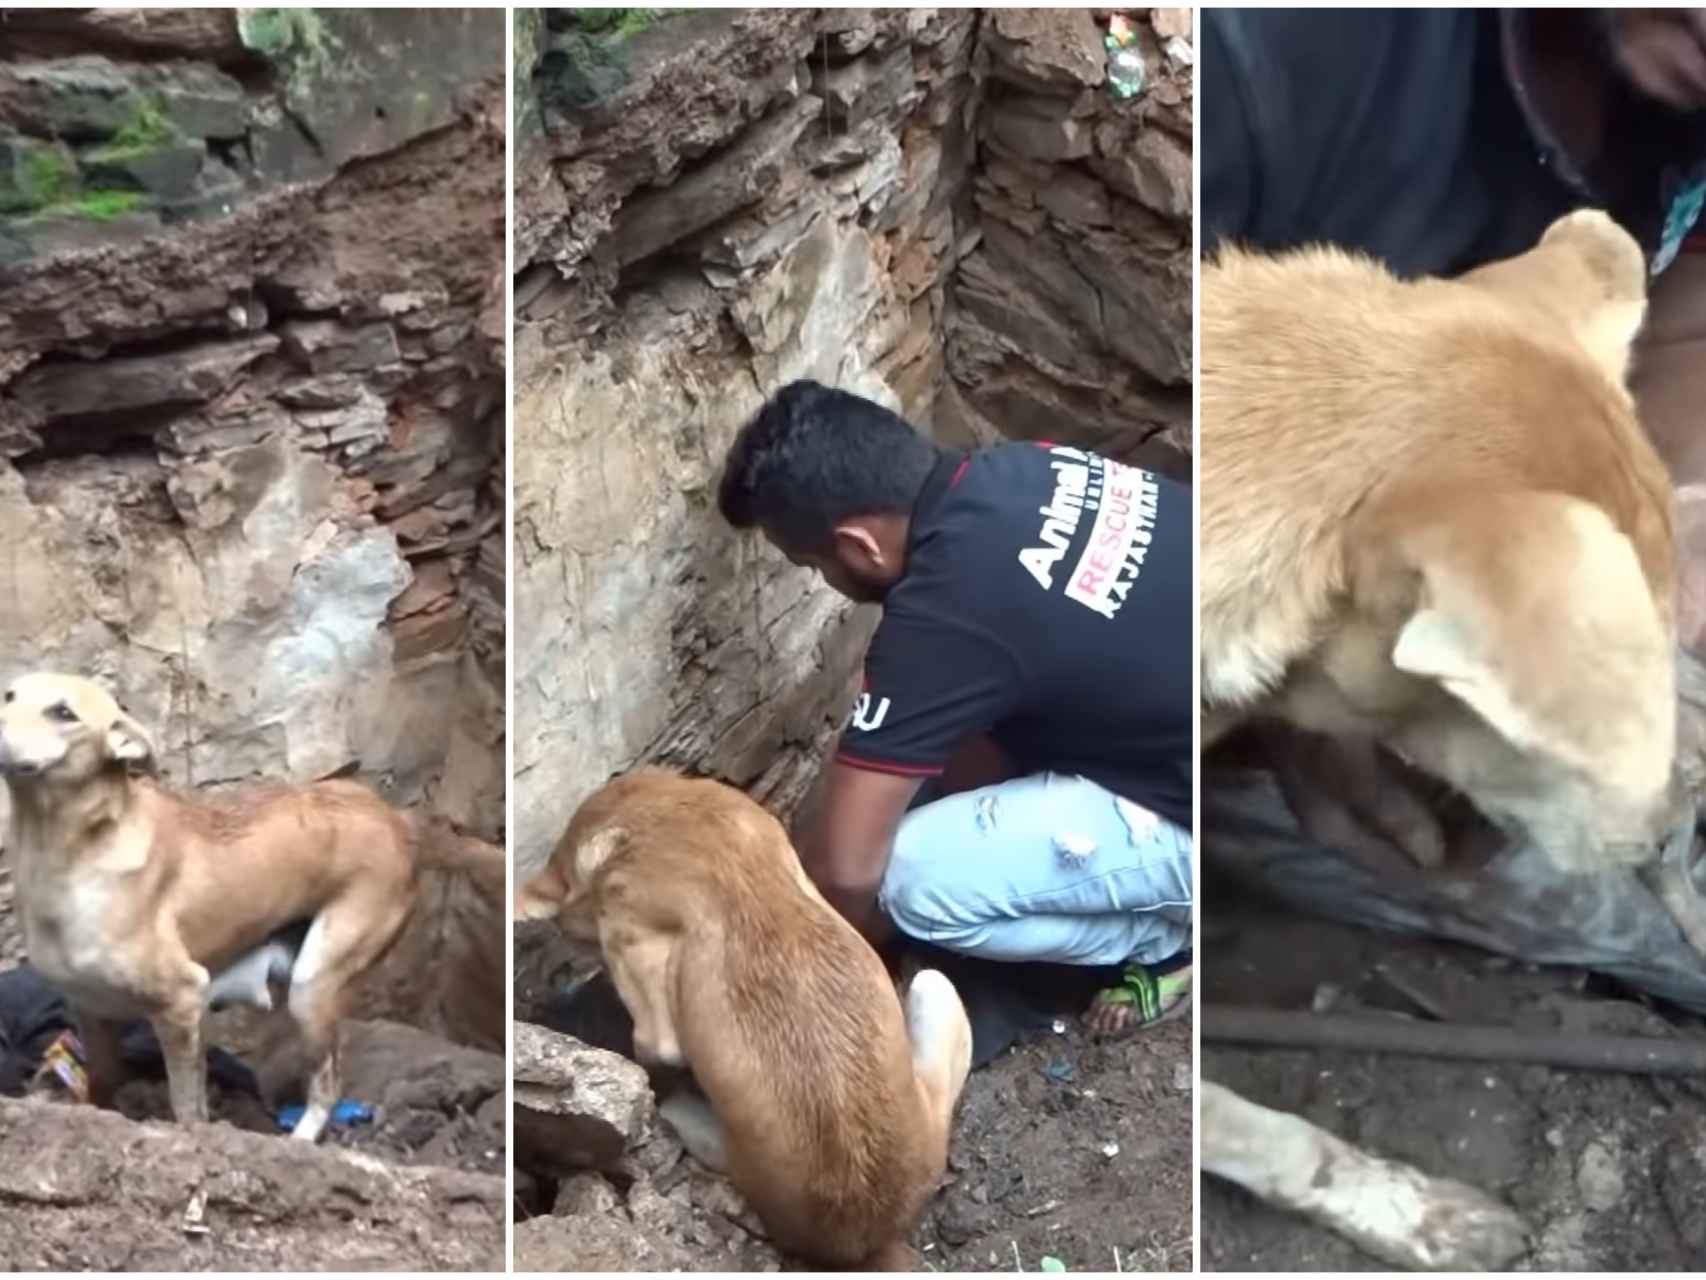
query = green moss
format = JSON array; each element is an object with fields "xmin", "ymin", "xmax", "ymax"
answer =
[
  {"xmin": 1, "ymin": 146, "xmax": 74, "ymax": 216},
  {"xmin": 238, "ymin": 7, "xmax": 342, "ymax": 76},
  {"xmin": 108, "ymin": 97, "xmax": 178, "ymax": 151},
  {"xmin": 10, "ymin": 189, "xmax": 148, "ymax": 224},
  {"xmin": 563, "ymin": 9, "xmax": 683, "ymax": 36},
  {"xmin": 61, "ymin": 189, "xmax": 147, "ymax": 220},
  {"xmin": 20, "ymin": 149, "xmax": 72, "ymax": 206},
  {"xmin": 537, "ymin": 10, "xmax": 684, "ymax": 112}
]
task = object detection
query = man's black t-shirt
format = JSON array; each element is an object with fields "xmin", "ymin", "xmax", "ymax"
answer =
[
  {"xmin": 1201, "ymin": 9, "xmax": 1573, "ymax": 277},
  {"xmin": 1201, "ymin": 8, "xmax": 1706, "ymax": 278},
  {"xmin": 835, "ymin": 442, "xmax": 1192, "ymax": 832}
]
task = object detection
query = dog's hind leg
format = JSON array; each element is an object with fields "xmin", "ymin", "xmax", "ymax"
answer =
[
  {"xmin": 285, "ymin": 892, "xmax": 412, "ymax": 1142},
  {"xmin": 904, "ymin": 968, "xmax": 972, "ymax": 1129},
  {"xmin": 658, "ymin": 1087, "xmax": 730, "ymax": 1174}
]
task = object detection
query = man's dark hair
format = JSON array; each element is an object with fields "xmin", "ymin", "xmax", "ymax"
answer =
[{"xmin": 717, "ymin": 380, "xmax": 943, "ymax": 550}]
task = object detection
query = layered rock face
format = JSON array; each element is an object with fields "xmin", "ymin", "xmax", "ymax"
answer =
[
  {"xmin": 0, "ymin": 11, "xmax": 507, "ymax": 1039},
  {"xmin": 513, "ymin": 7, "xmax": 1194, "ymax": 872},
  {"xmin": 944, "ymin": 7, "xmax": 1193, "ymax": 466}
]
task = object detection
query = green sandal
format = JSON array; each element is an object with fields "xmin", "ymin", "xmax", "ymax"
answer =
[{"xmin": 1092, "ymin": 953, "xmax": 1193, "ymax": 1029}]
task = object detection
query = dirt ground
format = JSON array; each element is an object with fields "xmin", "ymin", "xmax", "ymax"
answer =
[
  {"xmin": 100, "ymin": 1018, "xmax": 506, "ymax": 1180},
  {"xmin": 923, "ymin": 1012, "xmax": 1193, "ymax": 1273},
  {"xmin": 1201, "ymin": 902, "xmax": 1706, "ymax": 1272},
  {"xmin": 515, "ymin": 936, "xmax": 1193, "ymax": 1273},
  {"xmin": 0, "ymin": 1095, "xmax": 504, "ymax": 1271}
]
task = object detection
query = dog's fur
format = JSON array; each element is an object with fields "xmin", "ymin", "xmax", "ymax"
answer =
[
  {"xmin": 1199, "ymin": 210, "xmax": 1706, "ymax": 1268},
  {"xmin": 1203, "ymin": 1080, "xmax": 1528, "ymax": 1270},
  {"xmin": 516, "ymin": 768, "xmax": 972, "ymax": 1271},
  {"xmin": 0, "ymin": 672, "xmax": 418, "ymax": 1140},
  {"xmin": 1201, "ymin": 210, "xmax": 1690, "ymax": 882}
]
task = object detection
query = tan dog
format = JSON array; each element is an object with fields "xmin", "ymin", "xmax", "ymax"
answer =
[
  {"xmin": 1200, "ymin": 210, "xmax": 1706, "ymax": 949},
  {"xmin": 516, "ymin": 769, "xmax": 973, "ymax": 1270},
  {"xmin": 0, "ymin": 672, "xmax": 418, "ymax": 1139}
]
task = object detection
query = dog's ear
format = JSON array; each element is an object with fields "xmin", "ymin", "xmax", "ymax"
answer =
[
  {"xmin": 1388, "ymin": 490, "xmax": 1672, "ymax": 774},
  {"xmin": 105, "ymin": 709, "xmax": 157, "ymax": 773},
  {"xmin": 1392, "ymin": 609, "xmax": 1545, "ymax": 755},
  {"xmin": 573, "ymin": 825, "xmax": 626, "ymax": 879},
  {"xmin": 1459, "ymin": 209, "xmax": 1646, "ymax": 387}
]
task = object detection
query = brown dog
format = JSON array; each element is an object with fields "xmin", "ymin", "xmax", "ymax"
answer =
[
  {"xmin": 0, "ymin": 671, "xmax": 419, "ymax": 1139},
  {"xmin": 1199, "ymin": 210, "xmax": 1706, "ymax": 948},
  {"xmin": 516, "ymin": 768, "xmax": 973, "ymax": 1270}
]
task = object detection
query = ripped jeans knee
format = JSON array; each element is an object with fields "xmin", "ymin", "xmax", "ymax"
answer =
[{"xmin": 879, "ymin": 772, "xmax": 1192, "ymax": 967}]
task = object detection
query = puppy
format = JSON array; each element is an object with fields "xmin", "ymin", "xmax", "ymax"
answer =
[
  {"xmin": 1199, "ymin": 210, "xmax": 1706, "ymax": 949},
  {"xmin": 0, "ymin": 672, "xmax": 418, "ymax": 1139},
  {"xmin": 516, "ymin": 768, "xmax": 973, "ymax": 1270}
]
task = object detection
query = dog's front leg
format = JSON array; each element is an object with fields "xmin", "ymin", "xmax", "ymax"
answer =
[
  {"xmin": 73, "ymin": 1010, "xmax": 125, "ymax": 1109},
  {"xmin": 152, "ymin": 969, "xmax": 211, "ymax": 1125},
  {"xmin": 604, "ymin": 931, "xmax": 684, "ymax": 1068},
  {"xmin": 1203, "ymin": 1080, "xmax": 1528, "ymax": 1270}
]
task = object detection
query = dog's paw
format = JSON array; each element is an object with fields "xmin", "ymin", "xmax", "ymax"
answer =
[{"xmin": 1393, "ymin": 1177, "xmax": 1530, "ymax": 1272}]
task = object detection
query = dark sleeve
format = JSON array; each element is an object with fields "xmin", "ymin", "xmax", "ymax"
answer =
[
  {"xmin": 1200, "ymin": 10, "xmax": 1258, "ymax": 255},
  {"xmin": 834, "ymin": 610, "xmax": 1021, "ymax": 778}
]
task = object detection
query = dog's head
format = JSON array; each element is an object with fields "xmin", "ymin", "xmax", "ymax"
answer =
[
  {"xmin": 513, "ymin": 824, "xmax": 624, "ymax": 940},
  {"xmin": 0, "ymin": 672, "xmax": 155, "ymax": 788},
  {"xmin": 1389, "ymin": 499, "xmax": 1680, "ymax": 870},
  {"xmin": 1364, "ymin": 210, "xmax": 1680, "ymax": 872}
]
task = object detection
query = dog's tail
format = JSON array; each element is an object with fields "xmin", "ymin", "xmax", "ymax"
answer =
[
  {"xmin": 387, "ymin": 818, "xmax": 506, "ymax": 1050},
  {"xmin": 414, "ymin": 820, "xmax": 506, "ymax": 886}
]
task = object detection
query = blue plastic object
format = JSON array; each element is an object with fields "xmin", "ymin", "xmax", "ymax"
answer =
[{"xmin": 274, "ymin": 1098, "xmax": 375, "ymax": 1132}]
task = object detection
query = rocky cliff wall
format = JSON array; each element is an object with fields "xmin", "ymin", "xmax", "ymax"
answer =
[
  {"xmin": 0, "ymin": 11, "xmax": 508, "ymax": 1045},
  {"xmin": 0, "ymin": 9, "xmax": 506, "ymax": 837},
  {"xmin": 512, "ymin": 7, "xmax": 1193, "ymax": 874}
]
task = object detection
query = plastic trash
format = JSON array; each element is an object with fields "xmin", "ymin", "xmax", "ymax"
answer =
[
  {"xmin": 32, "ymin": 1030, "xmax": 89, "ymax": 1104},
  {"xmin": 275, "ymin": 1098, "xmax": 375, "ymax": 1132},
  {"xmin": 1105, "ymin": 15, "xmax": 1146, "ymax": 100}
]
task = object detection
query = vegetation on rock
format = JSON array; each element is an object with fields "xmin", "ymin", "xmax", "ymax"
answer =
[{"xmin": 536, "ymin": 8, "xmax": 685, "ymax": 113}]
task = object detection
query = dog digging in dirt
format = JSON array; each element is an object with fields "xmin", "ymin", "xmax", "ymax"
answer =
[
  {"xmin": 1196, "ymin": 209, "xmax": 1701, "ymax": 1268},
  {"xmin": 516, "ymin": 767, "xmax": 974, "ymax": 1271},
  {"xmin": 0, "ymin": 671, "xmax": 419, "ymax": 1141}
]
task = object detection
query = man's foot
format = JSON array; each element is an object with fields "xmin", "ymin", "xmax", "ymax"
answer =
[{"xmin": 1085, "ymin": 954, "xmax": 1192, "ymax": 1034}]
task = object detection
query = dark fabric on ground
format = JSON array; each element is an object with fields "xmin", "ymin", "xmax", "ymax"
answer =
[
  {"xmin": 532, "ymin": 972, "xmax": 637, "ymax": 1062},
  {"xmin": 0, "ymin": 964, "xmax": 71, "ymax": 1094},
  {"xmin": 903, "ymin": 942, "xmax": 1117, "ymax": 1069},
  {"xmin": 0, "ymin": 963, "xmax": 259, "ymax": 1098}
]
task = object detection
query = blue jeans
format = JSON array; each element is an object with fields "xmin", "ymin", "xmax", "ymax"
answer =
[{"xmin": 879, "ymin": 772, "xmax": 1193, "ymax": 967}]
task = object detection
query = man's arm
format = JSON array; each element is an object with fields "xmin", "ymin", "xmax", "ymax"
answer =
[{"xmin": 798, "ymin": 760, "xmax": 923, "ymax": 950}]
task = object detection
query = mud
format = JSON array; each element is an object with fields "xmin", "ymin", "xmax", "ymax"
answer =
[{"xmin": 1201, "ymin": 905, "xmax": 1706, "ymax": 1272}]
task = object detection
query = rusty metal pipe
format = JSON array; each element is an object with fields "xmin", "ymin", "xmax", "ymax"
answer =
[{"xmin": 1203, "ymin": 1003, "xmax": 1706, "ymax": 1076}]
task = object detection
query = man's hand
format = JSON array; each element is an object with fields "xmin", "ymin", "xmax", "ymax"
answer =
[
  {"xmin": 1612, "ymin": 9, "xmax": 1706, "ymax": 111},
  {"xmin": 799, "ymin": 761, "xmax": 924, "ymax": 949}
]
